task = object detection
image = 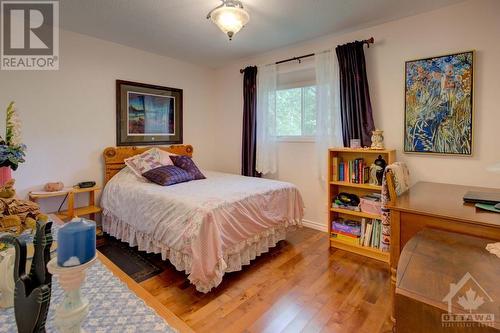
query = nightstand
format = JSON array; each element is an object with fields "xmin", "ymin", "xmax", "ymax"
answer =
[{"xmin": 29, "ymin": 186, "xmax": 102, "ymax": 222}]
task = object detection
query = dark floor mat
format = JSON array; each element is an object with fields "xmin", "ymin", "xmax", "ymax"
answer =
[{"xmin": 97, "ymin": 235, "xmax": 164, "ymax": 282}]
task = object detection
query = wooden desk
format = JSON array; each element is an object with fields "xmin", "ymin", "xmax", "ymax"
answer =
[
  {"xmin": 388, "ymin": 182, "xmax": 500, "ymax": 325},
  {"xmin": 396, "ymin": 228, "xmax": 500, "ymax": 332}
]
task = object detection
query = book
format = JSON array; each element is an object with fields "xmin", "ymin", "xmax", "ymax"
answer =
[
  {"xmin": 360, "ymin": 218, "xmax": 366, "ymax": 245},
  {"xmin": 378, "ymin": 220, "xmax": 384, "ymax": 251},
  {"xmin": 363, "ymin": 166, "xmax": 370, "ymax": 184},
  {"xmin": 354, "ymin": 159, "xmax": 358, "ymax": 183},
  {"xmin": 339, "ymin": 162, "xmax": 344, "ymax": 181},
  {"xmin": 332, "ymin": 157, "xmax": 338, "ymax": 181},
  {"xmin": 363, "ymin": 221, "xmax": 373, "ymax": 247},
  {"xmin": 332, "ymin": 232, "xmax": 360, "ymax": 245},
  {"xmin": 371, "ymin": 220, "xmax": 379, "ymax": 248},
  {"xmin": 369, "ymin": 220, "xmax": 374, "ymax": 247},
  {"xmin": 354, "ymin": 159, "xmax": 357, "ymax": 183},
  {"xmin": 332, "ymin": 220, "xmax": 361, "ymax": 236},
  {"xmin": 372, "ymin": 220, "xmax": 381, "ymax": 249},
  {"xmin": 334, "ymin": 230, "xmax": 360, "ymax": 238}
]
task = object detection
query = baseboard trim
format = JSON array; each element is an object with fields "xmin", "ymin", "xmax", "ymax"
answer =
[{"xmin": 301, "ymin": 219, "xmax": 328, "ymax": 233}]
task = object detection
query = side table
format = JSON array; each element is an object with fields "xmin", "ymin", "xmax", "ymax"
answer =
[{"xmin": 29, "ymin": 186, "xmax": 101, "ymax": 222}]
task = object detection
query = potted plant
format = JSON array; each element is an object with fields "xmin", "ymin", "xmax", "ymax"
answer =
[
  {"xmin": 0, "ymin": 101, "xmax": 28, "ymax": 308},
  {"xmin": 0, "ymin": 102, "xmax": 26, "ymax": 185}
]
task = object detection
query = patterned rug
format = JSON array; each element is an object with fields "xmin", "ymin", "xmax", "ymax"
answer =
[
  {"xmin": 97, "ymin": 234, "xmax": 165, "ymax": 283},
  {"xmin": 0, "ymin": 259, "xmax": 176, "ymax": 332}
]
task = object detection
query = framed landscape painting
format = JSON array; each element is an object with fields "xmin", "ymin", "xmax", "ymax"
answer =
[
  {"xmin": 116, "ymin": 80, "xmax": 183, "ymax": 146},
  {"xmin": 404, "ymin": 51, "xmax": 473, "ymax": 155}
]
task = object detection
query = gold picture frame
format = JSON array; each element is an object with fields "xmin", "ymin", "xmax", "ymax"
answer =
[{"xmin": 403, "ymin": 51, "xmax": 474, "ymax": 156}]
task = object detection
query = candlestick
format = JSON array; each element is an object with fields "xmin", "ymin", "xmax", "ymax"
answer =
[
  {"xmin": 47, "ymin": 255, "xmax": 96, "ymax": 333},
  {"xmin": 57, "ymin": 218, "xmax": 96, "ymax": 267}
]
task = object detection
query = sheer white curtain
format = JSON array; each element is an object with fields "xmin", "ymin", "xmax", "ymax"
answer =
[
  {"xmin": 256, "ymin": 64, "xmax": 278, "ymax": 175},
  {"xmin": 315, "ymin": 50, "xmax": 344, "ymax": 183}
]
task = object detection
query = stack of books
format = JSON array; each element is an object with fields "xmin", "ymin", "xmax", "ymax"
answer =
[
  {"xmin": 337, "ymin": 158, "xmax": 369, "ymax": 184},
  {"xmin": 331, "ymin": 218, "xmax": 386, "ymax": 251},
  {"xmin": 330, "ymin": 219, "xmax": 361, "ymax": 245}
]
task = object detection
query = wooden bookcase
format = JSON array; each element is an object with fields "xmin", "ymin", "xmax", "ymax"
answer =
[{"xmin": 328, "ymin": 148, "xmax": 396, "ymax": 263}]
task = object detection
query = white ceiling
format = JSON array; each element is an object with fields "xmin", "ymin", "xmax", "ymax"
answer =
[{"xmin": 60, "ymin": 0, "xmax": 465, "ymax": 68}]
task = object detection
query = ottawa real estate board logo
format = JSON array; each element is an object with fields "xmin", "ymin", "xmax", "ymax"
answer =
[
  {"xmin": 442, "ymin": 272, "xmax": 495, "ymax": 328},
  {"xmin": 1, "ymin": 0, "xmax": 59, "ymax": 70}
]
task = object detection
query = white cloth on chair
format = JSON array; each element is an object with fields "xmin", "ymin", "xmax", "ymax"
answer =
[
  {"xmin": 486, "ymin": 242, "xmax": 500, "ymax": 258},
  {"xmin": 380, "ymin": 162, "xmax": 410, "ymax": 252}
]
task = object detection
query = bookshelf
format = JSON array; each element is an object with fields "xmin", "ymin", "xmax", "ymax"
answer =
[{"xmin": 328, "ymin": 147, "xmax": 396, "ymax": 263}]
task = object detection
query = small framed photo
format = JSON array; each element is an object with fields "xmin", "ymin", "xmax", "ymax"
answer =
[
  {"xmin": 350, "ymin": 139, "xmax": 361, "ymax": 149},
  {"xmin": 116, "ymin": 80, "xmax": 183, "ymax": 146}
]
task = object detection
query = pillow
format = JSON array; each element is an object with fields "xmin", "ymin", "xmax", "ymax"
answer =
[
  {"xmin": 169, "ymin": 155, "xmax": 206, "ymax": 180},
  {"xmin": 124, "ymin": 148, "xmax": 162, "ymax": 178},
  {"xmin": 157, "ymin": 149, "xmax": 175, "ymax": 166},
  {"xmin": 142, "ymin": 165, "xmax": 193, "ymax": 186}
]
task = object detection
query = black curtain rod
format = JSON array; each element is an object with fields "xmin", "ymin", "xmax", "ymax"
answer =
[{"xmin": 240, "ymin": 37, "xmax": 374, "ymax": 73}]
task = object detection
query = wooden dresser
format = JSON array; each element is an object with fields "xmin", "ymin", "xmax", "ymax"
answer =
[
  {"xmin": 396, "ymin": 228, "xmax": 500, "ymax": 332},
  {"xmin": 387, "ymin": 182, "xmax": 500, "ymax": 326}
]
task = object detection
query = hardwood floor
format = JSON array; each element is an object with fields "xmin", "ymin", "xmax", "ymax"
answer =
[{"xmin": 140, "ymin": 227, "xmax": 393, "ymax": 333}]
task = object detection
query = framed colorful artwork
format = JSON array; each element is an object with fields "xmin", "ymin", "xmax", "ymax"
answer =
[
  {"xmin": 116, "ymin": 80, "xmax": 183, "ymax": 146},
  {"xmin": 404, "ymin": 51, "xmax": 473, "ymax": 155}
]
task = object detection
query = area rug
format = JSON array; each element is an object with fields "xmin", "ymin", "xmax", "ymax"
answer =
[
  {"xmin": 0, "ymin": 259, "xmax": 176, "ymax": 332},
  {"xmin": 97, "ymin": 235, "xmax": 164, "ymax": 283}
]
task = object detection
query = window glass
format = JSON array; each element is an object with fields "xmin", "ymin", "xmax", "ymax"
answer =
[{"xmin": 276, "ymin": 85, "xmax": 316, "ymax": 137}]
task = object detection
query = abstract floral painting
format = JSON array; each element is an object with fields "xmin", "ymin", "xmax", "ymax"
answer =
[{"xmin": 404, "ymin": 51, "xmax": 473, "ymax": 155}]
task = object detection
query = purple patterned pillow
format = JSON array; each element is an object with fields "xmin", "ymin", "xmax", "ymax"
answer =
[
  {"xmin": 142, "ymin": 165, "xmax": 194, "ymax": 186},
  {"xmin": 169, "ymin": 155, "xmax": 206, "ymax": 180}
]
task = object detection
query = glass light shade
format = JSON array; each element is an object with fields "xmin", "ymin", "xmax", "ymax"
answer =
[{"xmin": 210, "ymin": 6, "xmax": 249, "ymax": 40}]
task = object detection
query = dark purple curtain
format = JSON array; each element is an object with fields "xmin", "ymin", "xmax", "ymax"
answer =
[
  {"xmin": 241, "ymin": 66, "xmax": 260, "ymax": 177},
  {"xmin": 335, "ymin": 41, "xmax": 375, "ymax": 147}
]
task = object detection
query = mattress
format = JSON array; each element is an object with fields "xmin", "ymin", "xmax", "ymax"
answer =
[{"xmin": 100, "ymin": 167, "xmax": 304, "ymax": 292}]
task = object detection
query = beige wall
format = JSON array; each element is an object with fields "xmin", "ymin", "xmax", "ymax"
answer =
[
  {"xmin": 1, "ymin": 0, "xmax": 498, "ymax": 224},
  {"xmin": 213, "ymin": 0, "xmax": 500, "ymax": 230},
  {"xmin": 0, "ymin": 29, "xmax": 217, "ymax": 210}
]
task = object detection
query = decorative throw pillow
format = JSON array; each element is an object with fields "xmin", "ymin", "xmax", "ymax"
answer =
[
  {"xmin": 124, "ymin": 149, "xmax": 162, "ymax": 178},
  {"xmin": 169, "ymin": 155, "xmax": 206, "ymax": 180},
  {"xmin": 157, "ymin": 149, "xmax": 176, "ymax": 166},
  {"xmin": 142, "ymin": 165, "xmax": 193, "ymax": 186}
]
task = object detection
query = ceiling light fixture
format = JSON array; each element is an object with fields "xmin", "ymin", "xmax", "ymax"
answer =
[{"xmin": 207, "ymin": 0, "xmax": 249, "ymax": 41}]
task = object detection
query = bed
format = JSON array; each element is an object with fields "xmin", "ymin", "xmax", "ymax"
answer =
[{"xmin": 101, "ymin": 145, "xmax": 304, "ymax": 292}]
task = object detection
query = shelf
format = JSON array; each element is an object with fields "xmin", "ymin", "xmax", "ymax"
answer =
[
  {"xmin": 71, "ymin": 185, "xmax": 101, "ymax": 193},
  {"xmin": 330, "ymin": 181, "xmax": 381, "ymax": 191},
  {"xmin": 330, "ymin": 238, "xmax": 389, "ymax": 263},
  {"xmin": 29, "ymin": 186, "xmax": 101, "ymax": 198},
  {"xmin": 330, "ymin": 207, "xmax": 381, "ymax": 219},
  {"xmin": 29, "ymin": 189, "xmax": 72, "ymax": 199},
  {"xmin": 53, "ymin": 205, "xmax": 102, "ymax": 221},
  {"xmin": 328, "ymin": 147, "xmax": 395, "ymax": 154}
]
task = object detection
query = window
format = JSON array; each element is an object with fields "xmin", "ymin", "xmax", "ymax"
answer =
[{"xmin": 276, "ymin": 85, "xmax": 316, "ymax": 138}]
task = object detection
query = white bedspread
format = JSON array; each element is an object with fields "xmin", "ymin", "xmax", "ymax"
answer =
[{"xmin": 100, "ymin": 168, "xmax": 304, "ymax": 292}]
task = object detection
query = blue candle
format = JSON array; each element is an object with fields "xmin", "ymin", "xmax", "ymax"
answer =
[{"xmin": 57, "ymin": 218, "xmax": 96, "ymax": 267}]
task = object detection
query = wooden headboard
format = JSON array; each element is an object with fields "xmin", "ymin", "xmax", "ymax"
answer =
[{"xmin": 103, "ymin": 145, "xmax": 193, "ymax": 184}]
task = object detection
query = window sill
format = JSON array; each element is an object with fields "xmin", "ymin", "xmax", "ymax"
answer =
[{"xmin": 277, "ymin": 136, "xmax": 315, "ymax": 143}]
